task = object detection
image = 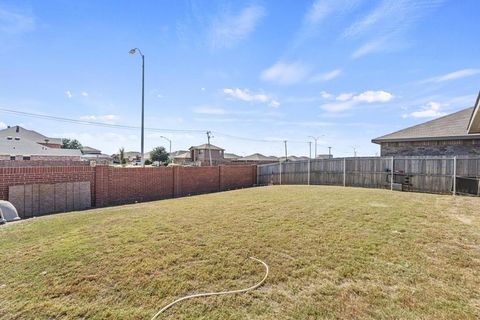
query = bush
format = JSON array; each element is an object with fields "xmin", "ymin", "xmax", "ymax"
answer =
[{"xmin": 144, "ymin": 159, "xmax": 152, "ymax": 165}]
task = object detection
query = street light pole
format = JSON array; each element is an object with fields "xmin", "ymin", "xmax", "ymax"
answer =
[
  {"xmin": 308, "ymin": 136, "xmax": 321, "ymax": 159},
  {"xmin": 160, "ymin": 136, "xmax": 172, "ymax": 154},
  {"xmin": 129, "ymin": 47, "xmax": 145, "ymax": 166}
]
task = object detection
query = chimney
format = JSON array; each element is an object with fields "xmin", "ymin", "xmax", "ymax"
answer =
[{"xmin": 16, "ymin": 125, "xmax": 19, "ymax": 133}]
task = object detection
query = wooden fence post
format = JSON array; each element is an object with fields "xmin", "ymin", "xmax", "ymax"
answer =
[
  {"xmin": 307, "ymin": 159, "xmax": 311, "ymax": 185},
  {"xmin": 391, "ymin": 156, "xmax": 394, "ymax": 191},
  {"xmin": 453, "ymin": 156, "xmax": 457, "ymax": 196},
  {"xmin": 279, "ymin": 160, "xmax": 282, "ymax": 185},
  {"xmin": 343, "ymin": 158, "xmax": 346, "ymax": 187}
]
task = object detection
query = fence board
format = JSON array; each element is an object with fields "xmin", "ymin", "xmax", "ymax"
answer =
[{"xmin": 257, "ymin": 156, "xmax": 480, "ymax": 196}]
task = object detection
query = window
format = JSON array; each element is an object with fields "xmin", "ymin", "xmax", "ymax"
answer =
[
  {"xmin": 23, "ymin": 156, "xmax": 31, "ymax": 160},
  {"xmin": 10, "ymin": 156, "xmax": 15, "ymax": 160}
]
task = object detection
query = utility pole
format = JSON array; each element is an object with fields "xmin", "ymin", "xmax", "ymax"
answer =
[
  {"xmin": 328, "ymin": 146, "xmax": 332, "ymax": 157},
  {"xmin": 352, "ymin": 147, "xmax": 357, "ymax": 157},
  {"xmin": 308, "ymin": 135, "xmax": 322, "ymax": 159},
  {"xmin": 283, "ymin": 140, "xmax": 288, "ymax": 162},
  {"xmin": 308, "ymin": 141, "xmax": 312, "ymax": 159},
  {"xmin": 206, "ymin": 131, "xmax": 213, "ymax": 166}
]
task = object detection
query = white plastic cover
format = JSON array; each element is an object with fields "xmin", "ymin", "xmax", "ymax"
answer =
[{"xmin": 0, "ymin": 200, "xmax": 20, "ymax": 222}]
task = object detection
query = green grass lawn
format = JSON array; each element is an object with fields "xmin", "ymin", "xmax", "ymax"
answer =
[{"xmin": 1, "ymin": 186, "xmax": 480, "ymax": 319}]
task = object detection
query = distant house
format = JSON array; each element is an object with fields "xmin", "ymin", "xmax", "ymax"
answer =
[
  {"xmin": 316, "ymin": 154, "xmax": 333, "ymax": 159},
  {"xmin": 0, "ymin": 125, "xmax": 81, "ymax": 161},
  {"xmin": 189, "ymin": 144, "xmax": 225, "ymax": 165},
  {"xmin": 0, "ymin": 125, "xmax": 62, "ymax": 148},
  {"xmin": 224, "ymin": 153, "xmax": 241, "ymax": 160},
  {"xmin": 172, "ymin": 151, "xmax": 192, "ymax": 165},
  {"xmin": 0, "ymin": 134, "xmax": 81, "ymax": 161},
  {"xmin": 80, "ymin": 146, "xmax": 112, "ymax": 164},
  {"xmin": 233, "ymin": 153, "xmax": 278, "ymax": 164},
  {"xmin": 373, "ymin": 94, "xmax": 480, "ymax": 156}
]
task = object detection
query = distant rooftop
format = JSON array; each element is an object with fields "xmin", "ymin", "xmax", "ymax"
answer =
[
  {"xmin": 372, "ymin": 107, "xmax": 480, "ymax": 143},
  {"xmin": 0, "ymin": 137, "xmax": 81, "ymax": 157},
  {"xmin": 0, "ymin": 125, "xmax": 62, "ymax": 145},
  {"xmin": 189, "ymin": 143, "xmax": 224, "ymax": 151}
]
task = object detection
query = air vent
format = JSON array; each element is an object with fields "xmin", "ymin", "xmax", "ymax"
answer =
[
  {"xmin": 14, "ymin": 137, "xmax": 20, "ymax": 141},
  {"xmin": 6, "ymin": 136, "xmax": 12, "ymax": 140}
]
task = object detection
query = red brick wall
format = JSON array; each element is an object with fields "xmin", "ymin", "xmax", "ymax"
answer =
[
  {"xmin": 104, "ymin": 167, "xmax": 175, "ymax": 205},
  {"xmin": 0, "ymin": 166, "xmax": 96, "ymax": 203},
  {"xmin": 0, "ymin": 160, "xmax": 89, "ymax": 167},
  {"xmin": 220, "ymin": 165, "xmax": 257, "ymax": 191},
  {"xmin": 0, "ymin": 164, "xmax": 257, "ymax": 212}
]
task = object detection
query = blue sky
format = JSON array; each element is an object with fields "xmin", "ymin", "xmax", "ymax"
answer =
[{"xmin": 1, "ymin": 0, "xmax": 479, "ymax": 157}]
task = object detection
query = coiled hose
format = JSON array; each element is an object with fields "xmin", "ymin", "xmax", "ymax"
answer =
[{"xmin": 150, "ymin": 257, "xmax": 269, "ymax": 319}]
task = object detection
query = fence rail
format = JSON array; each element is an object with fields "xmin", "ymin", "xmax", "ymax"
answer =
[{"xmin": 257, "ymin": 156, "xmax": 480, "ymax": 196}]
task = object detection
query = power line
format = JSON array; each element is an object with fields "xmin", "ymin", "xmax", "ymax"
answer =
[
  {"xmin": 0, "ymin": 107, "xmax": 203, "ymax": 134},
  {"xmin": 0, "ymin": 107, "xmax": 311, "ymax": 144}
]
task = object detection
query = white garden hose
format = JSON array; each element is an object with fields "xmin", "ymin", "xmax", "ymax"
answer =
[{"xmin": 150, "ymin": 257, "xmax": 269, "ymax": 319}]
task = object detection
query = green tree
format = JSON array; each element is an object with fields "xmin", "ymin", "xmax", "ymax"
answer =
[
  {"xmin": 61, "ymin": 138, "xmax": 82, "ymax": 149},
  {"xmin": 119, "ymin": 147, "xmax": 127, "ymax": 165},
  {"xmin": 150, "ymin": 146, "xmax": 169, "ymax": 163}
]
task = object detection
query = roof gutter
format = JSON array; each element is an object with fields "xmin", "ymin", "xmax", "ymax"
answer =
[
  {"xmin": 372, "ymin": 133, "xmax": 480, "ymax": 144},
  {"xmin": 467, "ymin": 91, "xmax": 480, "ymax": 134}
]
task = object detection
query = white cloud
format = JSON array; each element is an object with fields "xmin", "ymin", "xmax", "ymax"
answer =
[
  {"xmin": 303, "ymin": 0, "xmax": 360, "ymax": 29},
  {"xmin": 193, "ymin": 106, "xmax": 226, "ymax": 115},
  {"xmin": 269, "ymin": 100, "xmax": 280, "ymax": 108},
  {"xmin": 304, "ymin": 0, "xmax": 332, "ymax": 25},
  {"xmin": 320, "ymin": 101, "xmax": 357, "ymax": 112},
  {"xmin": 80, "ymin": 114, "xmax": 119, "ymax": 123},
  {"xmin": 0, "ymin": 121, "xmax": 6, "ymax": 129},
  {"xmin": 0, "ymin": 7, "xmax": 35, "ymax": 35},
  {"xmin": 351, "ymin": 37, "xmax": 388, "ymax": 59},
  {"xmin": 345, "ymin": 0, "xmax": 445, "ymax": 58},
  {"xmin": 421, "ymin": 69, "xmax": 480, "ymax": 83},
  {"xmin": 223, "ymin": 88, "xmax": 280, "ymax": 107},
  {"xmin": 321, "ymin": 90, "xmax": 394, "ymax": 112},
  {"xmin": 201, "ymin": 87, "xmax": 206, "ymax": 91},
  {"xmin": 403, "ymin": 102, "xmax": 447, "ymax": 118},
  {"xmin": 310, "ymin": 69, "xmax": 342, "ymax": 82},
  {"xmin": 336, "ymin": 93, "xmax": 355, "ymax": 101},
  {"xmin": 81, "ymin": 91, "xmax": 88, "ymax": 97},
  {"xmin": 209, "ymin": 5, "xmax": 265, "ymax": 49},
  {"xmin": 354, "ymin": 90, "xmax": 393, "ymax": 103},
  {"xmin": 320, "ymin": 91, "xmax": 333, "ymax": 99},
  {"xmin": 260, "ymin": 61, "xmax": 309, "ymax": 85},
  {"xmin": 64, "ymin": 90, "xmax": 72, "ymax": 98}
]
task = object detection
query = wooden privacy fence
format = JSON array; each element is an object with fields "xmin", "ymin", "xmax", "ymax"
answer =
[{"xmin": 257, "ymin": 156, "xmax": 480, "ymax": 196}]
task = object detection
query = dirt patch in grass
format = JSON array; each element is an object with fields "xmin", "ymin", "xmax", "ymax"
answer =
[{"xmin": 1, "ymin": 186, "xmax": 480, "ymax": 319}]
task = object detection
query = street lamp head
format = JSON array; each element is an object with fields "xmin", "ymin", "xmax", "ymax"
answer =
[{"xmin": 128, "ymin": 48, "xmax": 137, "ymax": 55}]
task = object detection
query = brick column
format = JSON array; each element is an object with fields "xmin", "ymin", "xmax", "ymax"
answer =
[
  {"xmin": 173, "ymin": 166, "xmax": 182, "ymax": 198},
  {"xmin": 94, "ymin": 165, "xmax": 111, "ymax": 207},
  {"xmin": 219, "ymin": 165, "xmax": 224, "ymax": 191}
]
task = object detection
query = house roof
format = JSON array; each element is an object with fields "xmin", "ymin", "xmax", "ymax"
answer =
[
  {"xmin": 372, "ymin": 107, "xmax": 480, "ymax": 143},
  {"xmin": 467, "ymin": 91, "xmax": 480, "ymax": 134},
  {"xmin": 81, "ymin": 153, "xmax": 112, "ymax": 160},
  {"xmin": 0, "ymin": 137, "xmax": 81, "ymax": 157},
  {"xmin": 81, "ymin": 146, "xmax": 102, "ymax": 154},
  {"xmin": 174, "ymin": 152, "xmax": 191, "ymax": 159},
  {"xmin": 169, "ymin": 150, "xmax": 189, "ymax": 157},
  {"xmin": 224, "ymin": 152, "xmax": 241, "ymax": 159},
  {"xmin": 189, "ymin": 143, "xmax": 224, "ymax": 151},
  {"xmin": 0, "ymin": 126, "xmax": 62, "ymax": 145},
  {"xmin": 237, "ymin": 153, "xmax": 274, "ymax": 161}
]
